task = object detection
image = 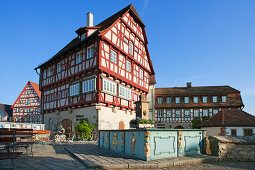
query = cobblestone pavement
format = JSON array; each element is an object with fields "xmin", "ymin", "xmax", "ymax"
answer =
[{"xmin": 0, "ymin": 143, "xmax": 254, "ymax": 170}]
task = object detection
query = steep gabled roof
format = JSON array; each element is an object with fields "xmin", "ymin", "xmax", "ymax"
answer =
[
  {"xmin": 11, "ymin": 81, "xmax": 41, "ymax": 108},
  {"xmin": 202, "ymin": 109, "xmax": 255, "ymax": 127},
  {"xmin": 155, "ymin": 85, "xmax": 240, "ymax": 95},
  {"xmin": 35, "ymin": 4, "xmax": 155, "ymax": 75}
]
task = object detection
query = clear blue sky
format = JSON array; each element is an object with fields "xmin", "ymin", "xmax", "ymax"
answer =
[{"xmin": 0, "ymin": 0, "xmax": 254, "ymax": 115}]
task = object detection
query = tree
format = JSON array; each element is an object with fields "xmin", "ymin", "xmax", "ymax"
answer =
[
  {"xmin": 75, "ymin": 120, "xmax": 95, "ymax": 140},
  {"xmin": 191, "ymin": 116, "xmax": 210, "ymax": 129}
]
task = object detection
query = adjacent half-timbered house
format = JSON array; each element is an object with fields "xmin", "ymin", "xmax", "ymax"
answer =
[
  {"xmin": 35, "ymin": 4, "xmax": 155, "ymax": 132},
  {"xmin": 155, "ymin": 82, "xmax": 244, "ymax": 129},
  {"xmin": 11, "ymin": 81, "xmax": 42, "ymax": 124}
]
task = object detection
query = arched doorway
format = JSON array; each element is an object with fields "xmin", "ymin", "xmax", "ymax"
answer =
[
  {"xmin": 119, "ymin": 121, "xmax": 124, "ymax": 130},
  {"xmin": 174, "ymin": 125, "xmax": 184, "ymax": 129},
  {"xmin": 61, "ymin": 119, "xmax": 72, "ymax": 134}
]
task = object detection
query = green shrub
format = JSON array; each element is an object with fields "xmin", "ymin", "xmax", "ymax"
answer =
[{"xmin": 75, "ymin": 120, "xmax": 95, "ymax": 140}]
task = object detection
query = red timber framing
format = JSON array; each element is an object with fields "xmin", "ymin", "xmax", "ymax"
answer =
[
  {"xmin": 35, "ymin": 4, "xmax": 155, "ymax": 114},
  {"xmin": 11, "ymin": 81, "xmax": 42, "ymax": 124}
]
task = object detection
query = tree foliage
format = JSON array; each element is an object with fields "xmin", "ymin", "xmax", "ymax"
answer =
[
  {"xmin": 75, "ymin": 120, "xmax": 95, "ymax": 140},
  {"xmin": 191, "ymin": 116, "xmax": 210, "ymax": 129}
]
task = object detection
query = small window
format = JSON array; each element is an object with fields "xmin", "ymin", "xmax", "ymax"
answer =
[
  {"xmin": 222, "ymin": 96, "xmax": 227, "ymax": 103},
  {"xmin": 184, "ymin": 97, "xmax": 189, "ymax": 104},
  {"xmin": 87, "ymin": 45, "xmax": 94, "ymax": 59},
  {"xmin": 76, "ymin": 52, "xmax": 82, "ymax": 64},
  {"xmin": 213, "ymin": 109, "xmax": 218, "ymax": 115},
  {"xmin": 203, "ymin": 109, "xmax": 209, "ymax": 117},
  {"xmin": 129, "ymin": 41, "xmax": 133, "ymax": 55},
  {"xmin": 157, "ymin": 110, "xmax": 163, "ymax": 117},
  {"xmin": 57, "ymin": 62, "xmax": 61, "ymax": 73},
  {"xmin": 231, "ymin": 129, "xmax": 237, "ymax": 136},
  {"xmin": 166, "ymin": 97, "xmax": 171, "ymax": 104},
  {"xmin": 184, "ymin": 110, "xmax": 190, "ymax": 117},
  {"xmin": 124, "ymin": 37, "xmax": 128, "ymax": 44},
  {"xmin": 81, "ymin": 33, "xmax": 86, "ymax": 41},
  {"xmin": 193, "ymin": 110, "xmax": 199, "ymax": 117},
  {"xmin": 175, "ymin": 97, "xmax": 180, "ymax": 104},
  {"xmin": 43, "ymin": 70, "xmax": 47, "ymax": 79},
  {"xmin": 110, "ymin": 50, "xmax": 117, "ymax": 64},
  {"xmin": 135, "ymin": 46, "xmax": 138, "ymax": 52},
  {"xmin": 140, "ymin": 69, "xmax": 144, "ymax": 80},
  {"xmin": 126, "ymin": 60, "xmax": 131, "ymax": 72},
  {"xmin": 212, "ymin": 96, "xmax": 217, "ymax": 103},
  {"xmin": 193, "ymin": 96, "xmax": 198, "ymax": 103},
  {"xmin": 82, "ymin": 79, "xmax": 95, "ymax": 93},
  {"xmin": 175, "ymin": 110, "xmax": 181, "ymax": 117},
  {"xmin": 157, "ymin": 97, "xmax": 163, "ymax": 104},
  {"xmin": 70, "ymin": 83, "xmax": 80, "ymax": 96},
  {"xmin": 47, "ymin": 68, "xmax": 51, "ymax": 77},
  {"xmin": 202, "ymin": 96, "xmax": 208, "ymax": 103},
  {"xmin": 119, "ymin": 85, "xmax": 131, "ymax": 100},
  {"xmin": 102, "ymin": 79, "xmax": 116, "ymax": 95},
  {"xmin": 166, "ymin": 110, "xmax": 171, "ymax": 117},
  {"xmin": 243, "ymin": 129, "xmax": 253, "ymax": 136}
]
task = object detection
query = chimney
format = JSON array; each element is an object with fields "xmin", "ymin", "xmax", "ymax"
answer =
[
  {"xmin": 187, "ymin": 82, "xmax": 192, "ymax": 88},
  {"xmin": 87, "ymin": 12, "xmax": 93, "ymax": 27}
]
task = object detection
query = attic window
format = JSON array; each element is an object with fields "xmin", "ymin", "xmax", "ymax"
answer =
[{"xmin": 81, "ymin": 33, "xmax": 86, "ymax": 41}]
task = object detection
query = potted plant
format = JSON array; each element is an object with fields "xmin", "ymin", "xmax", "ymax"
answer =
[{"xmin": 130, "ymin": 118, "xmax": 155, "ymax": 129}]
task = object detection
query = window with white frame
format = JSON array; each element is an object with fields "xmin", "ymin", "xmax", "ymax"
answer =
[
  {"xmin": 157, "ymin": 97, "xmax": 163, "ymax": 104},
  {"xmin": 212, "ymin": 96, "xmax": 217, "ymax": 103},
  {"xmin": 203, "ymin": 109, "xmax": 209, "ymax": 116},
  {"xmin": 184, "ymin": 110, "xmax": 190, "ymax": 117},
  {"xmin": 222, "ymin": 96, "xmax": 227, "ymax": 103},
  {"xmin": 119, "ymin": 85, "xmax": 131, "ymax": 100},
  {"xmin": 140, "ymin": 69, "xmax": 143, "ymax": 80},
  {"xmin": 43, "ymin": 70, "xmax": 47, "ymax": 79},
  {"xmin": 157, "ymin": 110, "xmax": 163, "ymax": 117},
  {"xmin": 166, "ymin": 110, "xmax": 171, "ymax": 117},
  {"xmin": 110, "ymin": 50, "xmax": 117, "ymax": 64},
  {"xmin": 129, "ymin": 41, "xmax": 133, "ymax": 55},
  {"xmin": 202, "ymin": 96, "xmax": 208, "ymax": 103},
  {"xmin": 57, "ymin": 62, "xmax": 61, "ymax": 73},
  {"xmin": 193, "ymin": 96, "xmax": 198, "ymax": 103},
  {"xmin": 126, "ymin": 60, "xmax": 131, "ymax": 72},
  {"xmin": 166, "ymin": 97, "xmax": 171, "ymax": 104},
  {"xmin": 102, "ymin": 78, "xmax": 116, "ymax": 95},
  {"xmin": 184, "ymin": 97, "xmax": 189, "ymax": 104},
  {"xmin": 70, "ymin": 83, "xmax": 80, "ymax": 96},
  {"xmin": 193, "ymin": 110, "xmax": 199, "ymax": 117},
  {"xmin": 135, "ymin": 46, "xmax": 138, "ymax": 52},
  {"xmin": 175, "ymin": 110, "xmax": 181, "ymax": 117},
  {"xmin": 82, "ymin": 78, "xmax": 95, "ymax": 93},
  {"xmin": 76, "ymin": 51, "xmax": 82, "ymax": 64},
  {"xmin": 47, "ymin": 68, "xmax": 51, "ymax": 77},
  {"xmin": 87, "ymin": 45, "xmax": 94, "ymax": 59},
  {"xmin": 175, "ymin": 97, "xmax": 180, "ymax": 104}
]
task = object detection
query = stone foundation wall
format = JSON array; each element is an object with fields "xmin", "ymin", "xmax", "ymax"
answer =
[{"xmin": 208, "ymin": 136, "xmax": 255, "ymax": 161}]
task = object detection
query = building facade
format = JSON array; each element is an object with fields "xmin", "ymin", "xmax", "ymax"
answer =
[
  {"xmin": 0, "ymin": 104, "xmax": 12, "ymax": 122},
  {"xmin": 11, "ymin": 81, "xmax": 42, "ymax": 124},
  {"xmin": 154, "ymin": 82, "xmax": 244, "ymax": 129},
  {"xmin": 202, "ymin": 109, "xmax": 255, "ymax": 136},
  {"xmin": 35, "ymin": 5, "xmax": 155, "ymax": 132}
]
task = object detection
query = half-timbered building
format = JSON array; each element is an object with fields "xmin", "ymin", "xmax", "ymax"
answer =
[
  {"xmin": 155, "ymin": 82, "xmax": 244, "ymax": 129},
  {"xmin": 11, "ymin": 81, "xmax": 42, "ymax": 124},
  {"xmin": 35, "ymin": 4, "xmax": 155, "ymax": 132}
]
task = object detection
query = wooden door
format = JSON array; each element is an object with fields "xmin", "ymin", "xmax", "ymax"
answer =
[
  {"xmin": 119, "ymin": 121, "xmax": 124, "ymax": 130},
  {"xmin": 61, "ymin": 119, "xmax": 72, "ymax": 134}
]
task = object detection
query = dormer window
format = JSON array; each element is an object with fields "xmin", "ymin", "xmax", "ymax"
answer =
[{"xmin": 81, "ymin": 33, "xmax": 86, "ymax": 41}]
